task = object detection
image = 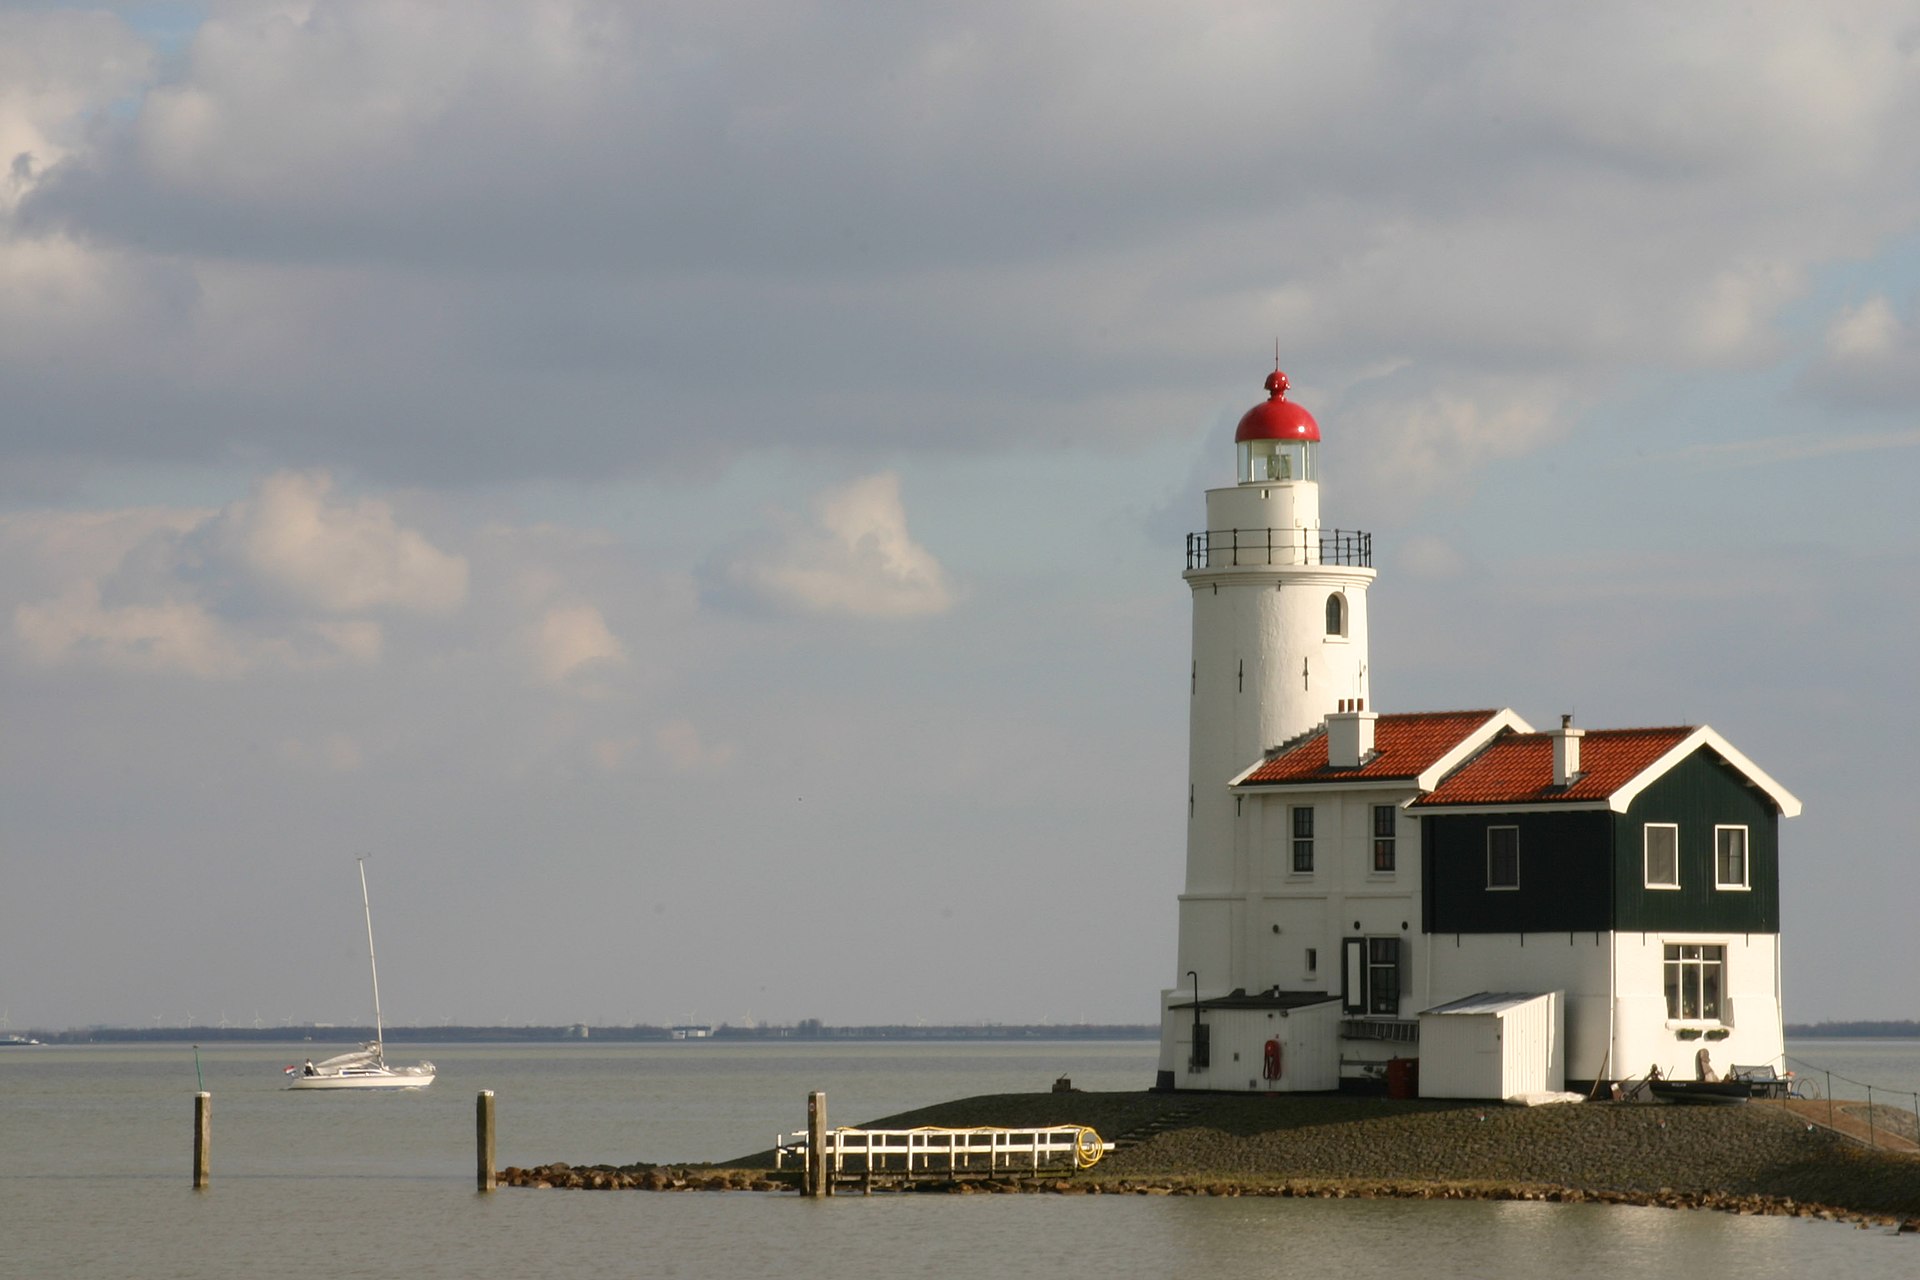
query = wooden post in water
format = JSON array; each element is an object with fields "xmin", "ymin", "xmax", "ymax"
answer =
[
  {"xmin": 192, "ymin": 1092, "xmax": 211, "ymax": 1188},
  {"xmin": 476, "ymin": 1091, "xmax": 496, "ymax": 1191},
  {"xmin": 806, "ymin": 1090, "xmax": 828, "ymax": 1198}
]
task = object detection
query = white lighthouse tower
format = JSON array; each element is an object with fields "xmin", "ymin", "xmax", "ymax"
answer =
[{"xmin": 1158, "ymin": 366, "xmax": 1376, "ymax": 1087}]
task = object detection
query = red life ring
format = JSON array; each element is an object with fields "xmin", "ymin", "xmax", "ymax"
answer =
[{"xmin": 1262, "ymin": 1039, "xmax": 1283, "ymax": 1080}]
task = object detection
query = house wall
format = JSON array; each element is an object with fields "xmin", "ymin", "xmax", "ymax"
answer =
[
  {"xmin": 1246, "ymin": 786, "xmax": 1419, "ymax": 1004},
  {"xmin": 1615, "ymin": 750, "xmax": 1780, "ymax": 934},
  {"xmin": 1422, "ymin": 810, "xmax": 1613, "ymax": 934},
  {"xmin": 1423, "ymin": 931, "xmax": 1782, "ymax": 1085},
  {"xmin": 1612, "ymin": 931, "xmax": 1783, "ymax": 1081},
  {"xmin": 1423, "ymin": 934, "xmax": 1612, "ymax": 1085}
]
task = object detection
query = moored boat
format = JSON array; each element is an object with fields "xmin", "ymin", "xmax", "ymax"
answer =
[
  {"xmin": 285, "ymin": 859, "xmax": 435, "ymax": 1092},
  {"xmin": 1648, "ymin": 1077, "xmax": 1752, "ymax": 1104}
]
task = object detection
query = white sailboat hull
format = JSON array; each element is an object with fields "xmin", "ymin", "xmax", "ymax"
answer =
[{"xmin": 286, "ymin": 1065, "xmax": 436, "ymax": 1090}]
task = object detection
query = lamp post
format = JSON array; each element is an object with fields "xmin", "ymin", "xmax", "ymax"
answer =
[{"xmin": 1186, "ymin": 970, "xmax": 1205, "ymax": 1073}]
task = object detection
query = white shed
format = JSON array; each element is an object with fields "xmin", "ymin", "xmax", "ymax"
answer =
[
  {"xmin": 1417, "ymin": 991, "xmax": 1564, "ymax": 1100},
  {"xmin": 1166, "ymin": 992, "xmax": 1342, "ymax": 1092}
]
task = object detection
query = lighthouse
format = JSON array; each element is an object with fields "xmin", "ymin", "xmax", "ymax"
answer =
[
  {"xmin": 1154, "ymin": 365, "xmax": 1799, "ymax": 1097},
  {"xmin": 1160, "ymin": 366, "xmax": 1377, "ymax": 1087}
]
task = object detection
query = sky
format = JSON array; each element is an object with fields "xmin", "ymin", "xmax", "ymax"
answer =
[{"xmin": 2, "ymin": 1, "xmax": 1917, "ymax": 1033}]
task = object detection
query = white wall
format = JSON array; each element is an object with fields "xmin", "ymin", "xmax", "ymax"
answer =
[
  {"xmin": 1423, "ymin": 932, "xmax": 1782, "ymax": 1086},
  {"xmin": 1424, "ymin": 934, "xmax": 1611, "ymax": 1084},
  {"xmin": 1613, "ymin": 931, "xmax": 1783, "ymax": 1081}
]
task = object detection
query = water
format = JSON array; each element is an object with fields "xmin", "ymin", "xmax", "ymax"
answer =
[
  {"xmin": 4, "ymin": 1038, "xmax": 1915, "ymax": 1278},
  {"xmin": 1782, "ymin": 1039, "xmax": 1920, "ymax": 1106}
]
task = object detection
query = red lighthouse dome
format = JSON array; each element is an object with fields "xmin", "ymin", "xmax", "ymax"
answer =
[{"xmin": 1234, "ymin": 369, "xmax": 1320, "ymax": 443}]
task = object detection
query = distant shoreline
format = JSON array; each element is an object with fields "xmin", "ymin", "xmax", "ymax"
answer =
[
  {"xmin": 15, "ymin": 1021, "xmax": 1920, "ymax": 1044},
  {"xmin": 13, "ymin": 1023, "xmax": 1162, "ymax": 1045}
]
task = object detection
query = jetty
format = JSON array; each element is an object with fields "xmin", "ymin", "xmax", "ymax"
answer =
[{"xmin": 773, "ymin": 1123, "xmax": 1109, "ymax": 1193}]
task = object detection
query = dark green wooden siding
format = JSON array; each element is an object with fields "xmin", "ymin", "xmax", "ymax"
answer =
[
  {"xmin": 1422, "ymin": 810, "xmax": 1613, "ymax": 933},
  {"xmin": 1614, "ymin": 748, "xmax": 1779, "ymax": 932},
  {"xmin": 1420, "ymin": 746, "xmax": 1781, "ymax": 935}
]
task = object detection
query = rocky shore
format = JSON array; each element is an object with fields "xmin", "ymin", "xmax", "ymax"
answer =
[{"xmin": 501, "ymin": 1090, "xmax": 1920, "ymax": 1228}]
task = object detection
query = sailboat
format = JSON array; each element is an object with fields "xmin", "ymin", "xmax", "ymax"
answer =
[{"xmin": 285, "ymin": 859, "xmax": 436, "ymax": 1090}]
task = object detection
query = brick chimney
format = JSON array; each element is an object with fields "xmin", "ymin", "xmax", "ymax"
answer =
[
  {"xmin": 1327, "ymin": 700, "xmax": 1376, "ymax": 768},
  {"xmin": 1551, "ymin": 713, "xmax": 1584, "ymax": 787}
]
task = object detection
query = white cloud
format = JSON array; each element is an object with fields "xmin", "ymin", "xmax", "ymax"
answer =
[
  {"xmin": 14, "ymin": 582, "xmax": 249, "ymax": 678},
  {"xmin": 0, "ymin": 10, "xmax": 151, "ymax": 212},
  {"xmin": 213, "ymin": 470, "xmax": 467, "ymax": 615},
  {"xmin": 728, "ymin": 473, "xmax": 956, "ymax": 618},
  {"xmin": 653, "ymin": 719, "xmax": 735, "ymax": 775},
  {"xmin": 531, "ymin": 602, "xmax": 625, "ymax": 687},
  {"xmin": 1825, "ymin": 295, "xmax": 1901, "ymax": 361},
  {"xmin": 1804, "ymin": 293, "xmax": 1920, "ymax": 408},
  {"xmin": 5, "ymin": 470, "xmax": 463, "ymax": 676},
  {"xmin": 1341, "ymin": 377, "xmax": 1569, "ymax": 499},
  {"xmin": 4, "ymin": 3, "xmax": 1917, "ymax": 489}
]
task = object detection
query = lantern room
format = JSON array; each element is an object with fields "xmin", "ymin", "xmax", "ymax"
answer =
[{"xmin": 1235, "ymin": 368, "xmax": 1320, "ymax": 485}]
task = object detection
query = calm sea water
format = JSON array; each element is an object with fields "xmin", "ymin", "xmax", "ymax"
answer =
[{"xmin": 4, "ymin": 1038, "xmax": 1916, "ymax": 1279}]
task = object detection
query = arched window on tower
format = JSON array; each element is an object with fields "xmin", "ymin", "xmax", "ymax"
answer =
[{"xmin": 1326, "ymin": 592, "xmax": 1347, "ymax": 637}]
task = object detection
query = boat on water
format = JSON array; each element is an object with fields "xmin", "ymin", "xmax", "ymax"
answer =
[
  {"xmin": 1, "ymin": 1033, "xmax": 43, "ymax": 1047},
  {"xmin": 285, "ymin": 859, "xmax": 435, "ymax": 1091}
]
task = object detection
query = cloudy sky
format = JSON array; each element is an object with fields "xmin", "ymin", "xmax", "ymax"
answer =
[{"xmin": 3, "ymin": 1, "xmax": 1917, "ymax": 1032}]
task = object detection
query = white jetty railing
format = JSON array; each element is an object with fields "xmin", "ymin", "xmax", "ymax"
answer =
[{"xmin": 776, "ymin": 1125, "xmax": 1109, "ymax": 1181}]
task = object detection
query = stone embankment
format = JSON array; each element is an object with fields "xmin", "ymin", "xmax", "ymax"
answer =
[{"xmin": 508, "ymin": 1090, "xmax": 1920, "ymax": 1229}]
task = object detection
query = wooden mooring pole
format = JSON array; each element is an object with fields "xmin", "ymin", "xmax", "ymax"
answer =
[
  {"xmin": 805, "ymin": 1090, "xmax": 829, "ymax": 1198},
  {"xmin": 192, "ymin": 1092, "xmax": 211, "ymax": 1189},
  {"xmin": 477, "ymin": 1091, "xmax": 496, "ymax": 1191}
]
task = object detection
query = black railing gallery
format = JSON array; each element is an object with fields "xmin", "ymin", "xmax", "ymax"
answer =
[{"xmin": 1185, "ymin": 529, "xmax": 1373, "ymax": 570}]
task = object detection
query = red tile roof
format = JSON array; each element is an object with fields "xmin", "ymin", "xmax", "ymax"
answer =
[
  {"xmin": 1412, "ymin": 726, "xmax": 1695, "ymax": 807},
  {"xmin": 1238, "ymin": 710, "xmax": 1507, "ymax": 785}
]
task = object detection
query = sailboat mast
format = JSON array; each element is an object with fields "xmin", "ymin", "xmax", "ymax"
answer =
[{"xmin": 357, "ymin": 857, "xmax": 385, "ymax": 1055}]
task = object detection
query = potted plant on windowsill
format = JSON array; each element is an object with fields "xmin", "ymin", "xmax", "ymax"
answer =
[{"xmin": 1674, "ymin": 1027, "xmax": 1703, "ymax": 1040}]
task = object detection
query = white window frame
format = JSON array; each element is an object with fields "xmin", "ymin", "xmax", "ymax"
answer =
[
  {"xmin": 1486, "ymin": 826, "xmax": 1519, "ymax": 890},
  {"xmin": 1644, "ymin": 823, "xmax": 1680, "ymax": 890},
  {"xmin": 1663, "ymin": 942, "xmax": 1727, "ymax": 1023},
  {"xmin": 1325, "ymin": 592, "xmax": 1348, "ymax": 638},
  {"xmin": 1365, "ymin": 937, "xmax": 1401, "ymax": 1016},
  {"xmin": 1714, "ymin": 825, "xmax": 1750, "ymax": 890},
  {"xmin": 1371, "ymin": 804, "xmax": 1397, "ymax": 875},
  {"xmin": 1290, "ymin": 805, "xmax": 1315, "ymax": 875}
]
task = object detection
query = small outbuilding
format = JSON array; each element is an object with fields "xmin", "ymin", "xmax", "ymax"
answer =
[
  {"xmin": 1164, "ymin": 990, "xmax": 1342, "ymax": 1092},
  {"xmin": 1417, "ymin": 991, "xmax": 1564, "ymax": 1100}
]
